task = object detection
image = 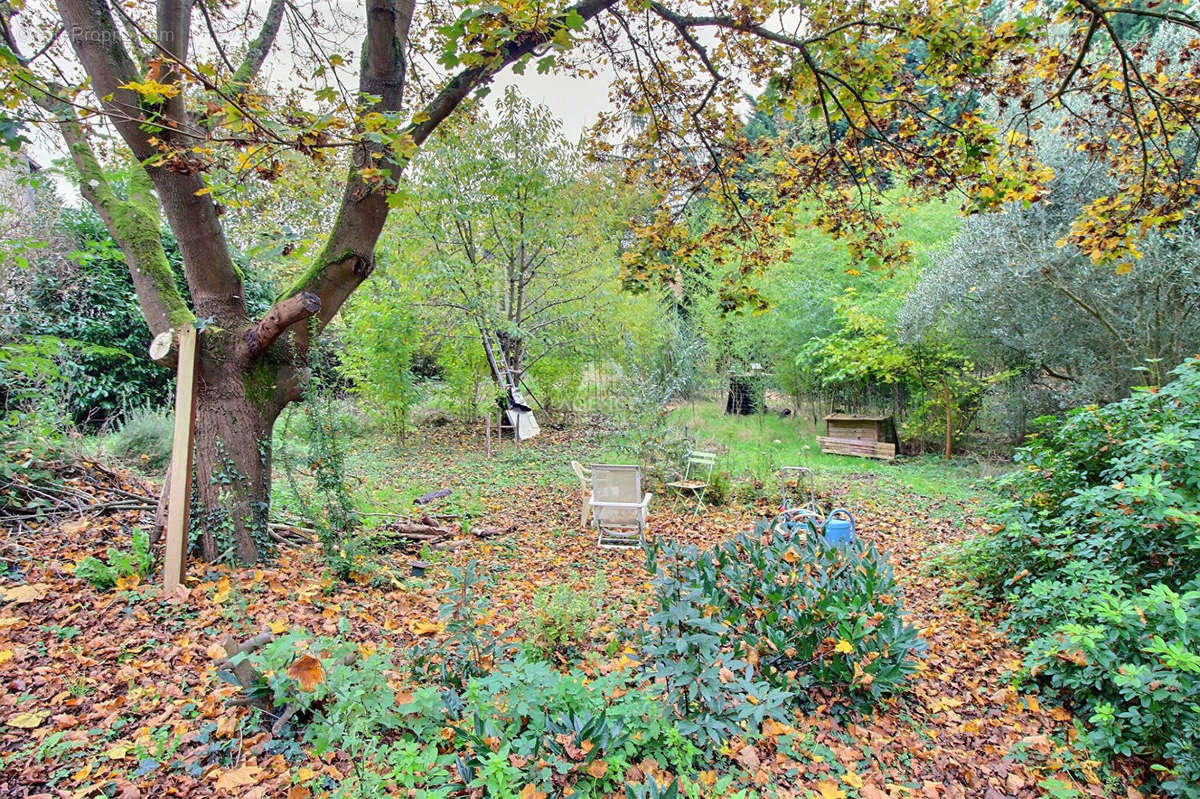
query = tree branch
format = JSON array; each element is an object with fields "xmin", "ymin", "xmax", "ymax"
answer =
[
  {"xmin": 228, "ymin": 0, "xmax": 285, "ymax": 90},
  {"xmin": 238, "ymin": 292, "xmax": 321, "ymax": 362}
]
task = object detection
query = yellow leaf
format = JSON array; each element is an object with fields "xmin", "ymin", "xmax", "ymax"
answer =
[
  {"xmin": 297, "ymin": 766, "xmax": 317, "ymax": 781},
  {"xmin": 286, "ymin": 653, "xmax": 325, "ymax": 692},
  {"xmin": 1115, "ymin": 262, "xmax": 1133, "ymax": 276},
  {"xmin": 842, "ymin": 770, "xmax": 864, "ymax": 789},
  {"xmin": 518, "ymin": 786, "xmax": 548, "ymax": 799},
  {"xmin": 214, "ymin": 764, "xmax": 263, "ymax": 792},
  {"xmin": 119, "ymin": 78, "xmax": 181, "ymax": 101},
  {"xmin": 0, "ymin": 649, "xmax": 12, "ymax": 664},
  {"xmin": 0, "ymin": 617, "xmax": 23, "ymax": 629},
  {"xmin": 269, "ymin": 619, "xmax": 289, "ymax": 635},
  {"xmin": 3, "ymin": 583, "xmax": 48, "ymax": 604},
  {"xmin": 71, "ymin": 762, "xmax": 93, "ymax": 782},
  {"xmin": 817, "ymin": 781, "xmax": 847, "ymax": 799},
  {"xmin": 212, "ymin": 576, "xmax": 232, "ymax": 604},
  {"xmin": 834, "ymin": 639, "xmax": 854, "ymax": 654},
  {"xmin": 410, "ymin": 621, "xmax": 443, "ymax": 637},
  {"xmin": 115, "ymin": 573, "xmax": 141, "ymax": 591},
  {"xmin": 6, "ymin": 711, "xmax": 47, "ymax": 729},
  {"xmin": 104, "ymin": 742, "xmax": 133, "ymax": 760}
]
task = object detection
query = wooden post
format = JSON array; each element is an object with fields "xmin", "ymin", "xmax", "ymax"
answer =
[
  {"xmin": 163, "ymin": 325, "xmax": 198, "ymax": 597},
  {"xmin": 485, "ymin": 414, "xmax": 492, "ymax": 458}
]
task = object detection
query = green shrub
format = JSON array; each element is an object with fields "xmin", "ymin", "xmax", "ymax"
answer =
[
  {"xmin": 974, "ymin": 356, "xmax": 1200, "ymax": 593},
  {"xmin": 1021, "ymin": 575, "xmax": 1200, "ymax": 797},
  {"xmin": 961, "ymin": 356, "xmax": 1200, "ymax": 795},
  {"xmin": 109, "ymin": 405, "xmax": 173, "ymax": 471},
  {"xmin": 408, "ymin": 562, "xmax": 515, "ymax": 692},
  {"xmin": 224, "ymin": 628, "xmax": 399, "ymax": 757},
  {"xmin": 234, "ymin": 629, "xmax": 699, "ymax": 798},
  {"xmin": 73, "ymin": 528, "xmax": 153, "ymax": 589},
  {"xmin": 640, "ymin": 519, "xmax": 923, "ymax": 750},
  {"xmin": 519, "ymin": 572, "xmax": 606, "ymax": 661}
]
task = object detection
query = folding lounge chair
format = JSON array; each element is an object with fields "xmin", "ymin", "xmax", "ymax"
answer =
[{"xmin": 590, "ymin": 464, "xmax": 652, "ymax": 549}]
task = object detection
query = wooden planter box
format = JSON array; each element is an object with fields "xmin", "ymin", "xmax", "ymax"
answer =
[{"xmin": 817, "ymin": 414, "xmax": 897, "ymax": 460}]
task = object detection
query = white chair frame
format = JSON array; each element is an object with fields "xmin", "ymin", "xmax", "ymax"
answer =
[
  {"xmin": 570, "ymin": 460, "xmax": 592, "ymax": 529},
  {"xmin": 589, "ymin": 464, "xmax": 652, "ymax": 549}
]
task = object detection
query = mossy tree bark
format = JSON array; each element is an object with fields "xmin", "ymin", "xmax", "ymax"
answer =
[{"xmin": 190, "ymin": 349, "xmax": 285, "ymax": 562}]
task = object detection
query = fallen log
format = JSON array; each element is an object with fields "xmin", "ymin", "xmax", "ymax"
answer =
[{"xmin": 414, "ymin": 488, "xmax": 451, "ymax": 505}]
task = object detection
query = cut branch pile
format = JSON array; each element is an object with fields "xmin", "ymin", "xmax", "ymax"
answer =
[
  {"xmin": 0, "ymin": 455, "xmax": 155, "ymax": 531},
  {"xmin": 376, "ymin": 514, "xmax": 454, "ymax": 548}
]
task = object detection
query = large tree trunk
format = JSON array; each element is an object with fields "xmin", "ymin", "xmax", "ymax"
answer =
[{"xmin": 188, "ymin": 346, "xmax": 284, "ymax": 564}]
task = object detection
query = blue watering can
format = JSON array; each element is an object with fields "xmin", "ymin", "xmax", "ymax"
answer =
[{"xmin": 822, "ymin": 509, "xmax": 856, "ymax": 544}]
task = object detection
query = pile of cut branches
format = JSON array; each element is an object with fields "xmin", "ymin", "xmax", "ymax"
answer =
[{"xmin": 0, "ymin": 453, "xmax": 154, "ymax": 530}]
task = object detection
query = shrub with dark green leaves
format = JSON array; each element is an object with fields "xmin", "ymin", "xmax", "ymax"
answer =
[
  {"xmin": 640, "ymin": 519, "xmax": 923, "ymax": 750},
  {"xmin": 1020, "ymin": 573, "xmax": 1200, "ymax": 797},
  {"xmin": 974, "ymin": 356, "xmax": 1200, "ymax": 593},
  {"xmin": 961, "ymin": 357, "xmax": 1200, "ymax": 795},
  {"xmin": 234, "ymin": 634, "xmax": 698, "ymax": 799}
]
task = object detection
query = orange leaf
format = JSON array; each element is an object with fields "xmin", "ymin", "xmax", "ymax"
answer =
[
  {"xmin": 817, "ymin": 781, "xmax": 847, "ymax": 799},
  {"xmin": 286, "ymin": 654, "xmax": 325, "ymax": 691},
  {"xmin": 214, "ymin": 765, "xmax": 263, "ymax": 792},
  {"xmin": 585, "ymin": 759, "xmax": 608, "ymax": 778},
  {"xmin": 517, "ymin": 785, "xmax": 547, "ymax": 799}
]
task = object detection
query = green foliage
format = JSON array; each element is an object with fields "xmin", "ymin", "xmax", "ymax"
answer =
[
  {"xmin": 227, "ymin": 628, "xmax": 398, "ymax": 757},
  {"xmin": 330, "ymin": 657, "xmax": 697, "ymax": 799},
  {"xmin": 960, "ymin": 357, "xmax": 1200, "ymax": 794},
  {"xmin": 108, "ymin": 405, "xmax": 173, "ymax": 471},
  {"xmin": 287, "ymin": 346, "xmax": 367, "ymax": 581},
  {"xmin": 0, "ymin": 337, "xmax": 74, "ymax": 506},
  {"xmin": 617, "ymin": 319, "xmax": 706, "ymax": 484},
  {"xmin": 339, "ymin": 281, "xmax": 420, "ymax": 438},
  {"xmin": 408, "ymin": 562, "xmax": 515, "ymax": 692},
  {"xmin": 4, "ymin": 207, "xmax": 178, "ymax": 429},
  {"xmin": 1019, "ymin": 571, "xmax": 1200, "ymax": 797},
  {"xmin": 72, "ymin": 528, "xmax": 153, "ymax": 590},
  {"xmin": 902, "ymin": 139, "xmax": 1200, "ymax": 429},
  {"xmin": 974, "ymin": 356, "xmax": 1200, "ymax": 592},
  {"xmin": 519, "ymin": 572, "xmax": 606, "ymax": 661},
  {"xmin": 640, "ymin": 519, "xmax": 923, "ymax": 750}
]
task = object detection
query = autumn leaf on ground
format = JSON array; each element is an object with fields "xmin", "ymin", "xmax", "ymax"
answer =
[
  {"xmin": 212, "ymin": 576, "xmax": 232, "ymax": 604},
  {"xmin": 410, "ymin": 620, "xmax": 442, "ymax": 636},
  {"xmin": 517, "ymin": 785, "xmax": 547, "ymax": 799},
  {"xmin": 834, "ymin": 639, "xmax": 854, "ymax": 654},
  {"xmin": 585, "ymin": 759, "xmax": 608, "ymax": 778},
  {"xmin": 286, "ymin": 653, "xmax": 325, "ymax": 691},
  {"xmin": 816, "ymin": 780, "xmax": 847, "ymax": 799},
  {"xmin": 6, "ymin": 710, "xmax": 48, "ymax": 729},
  {"xmin": 2, "ymin": 583, "xmax": 48, "ymax": 604},
  {"xmin": 214, "ymin": 764, "xmax": 263, "ymax": 792},
  {"xmin": 115, "ymin": 573, "xmax": 141, "ymax": 590}
]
